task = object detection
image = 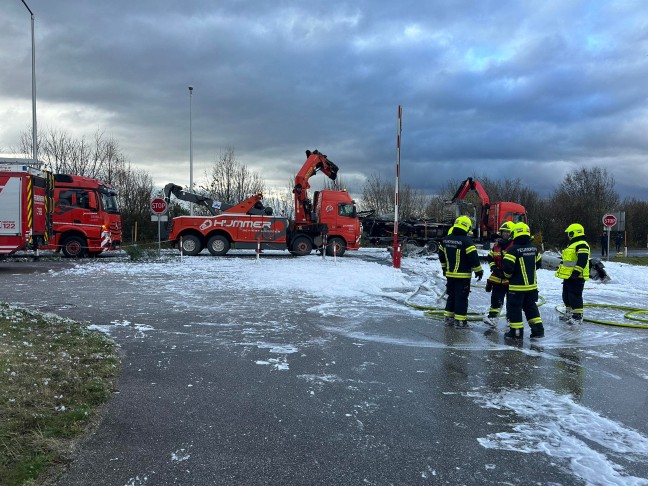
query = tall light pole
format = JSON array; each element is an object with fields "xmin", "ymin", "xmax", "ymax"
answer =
[
  {"xmin": 21, "ymin": 0, "xmax": 37, "ymax": 162},
  {"xmin": 188, "ymin": 86, "xmax": 194, "ymax": 215}
]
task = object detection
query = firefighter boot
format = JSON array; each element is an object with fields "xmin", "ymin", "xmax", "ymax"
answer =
[
  {"xmin": 444, "ymin": 316, "xmax": 455, "ymax": 327},
  {"xmin": 504, "ymin": 327, "xmax": 523, "ymax": 339},
  {"xmin": 560, "ymin": 308, "xmax": 573, "ymax": 321},
  {"xmin": 483, "ymin": 313, "xmax": 499, "ymax": 328},
  {"xmin": 530, "ymin": 324, "xmax": 545, "ymax": 338},
  {"xmin": 455, "ymin": 320, "xmax": 472, "ymax": 330},
  {"xmin": 567, "ymin": 313, "xmax": 583, "ymax": 325}
]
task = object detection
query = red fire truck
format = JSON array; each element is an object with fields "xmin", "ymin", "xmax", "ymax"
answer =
[
  {"xmin": 43, "ymin": 174, "xmax": 122, "ymax": 257},
  {"xmin": 0, "ymin": 158, "xmax": 54, "ymax": 257}
]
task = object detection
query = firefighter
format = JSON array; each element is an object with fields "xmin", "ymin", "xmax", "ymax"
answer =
[
  {"xmin": 483, "ymin": 221, "xmax": 515, "ymax": 328},
  {"xmin": 439, "ymin": 216, "xmax": 484, "ymax": 329},
  {"xmin": 555, "ymin": 223, "xmax": 590, "ymax": 325},
  {"xmin": 502, "ymin": 222, "xmax": 544, "ymax": 339}
]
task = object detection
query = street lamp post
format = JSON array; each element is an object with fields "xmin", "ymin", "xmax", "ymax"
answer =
[
  {"xmin": 21, "ymin": 0, "xmax": 37, "ymax": 162},
  {"xmin": 188, "ymin": 86, "xmax": 194, "ymax": 216}
]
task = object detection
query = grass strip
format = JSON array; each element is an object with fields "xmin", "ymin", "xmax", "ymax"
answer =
[{"xmin": 0, "ymin": 304, "xmax": 120, "ymax": 486}]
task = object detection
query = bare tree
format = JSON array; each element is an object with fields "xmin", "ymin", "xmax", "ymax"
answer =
[
  {"xmin": 622, "ymin": 198, "xmax": 648, "ymax": 247},
  {"xmin": 201, "ymin": 147, "xmax": 265, "ymax": 205},
  {"xmin": 113, "ymin": 164, "xmax": 155, "ymax": 243},
  {"xmin": 18, "ymin": 127, "xmax": 127, "ymax": 183},
  {"xmin": 546, "ymin": 167, "xmax": 619, "ymax": 246},
  {"xmin": 360, "ymin": 173, "xmax": 428, "ymax": 219}
]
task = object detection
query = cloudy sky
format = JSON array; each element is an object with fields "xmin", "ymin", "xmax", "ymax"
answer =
[{"xmin": 2, "ymin": 1, "xmax": 647, "ymax": 199}]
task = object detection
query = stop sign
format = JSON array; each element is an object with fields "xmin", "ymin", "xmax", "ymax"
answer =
[
  {"xmin": 151, "ymin": 198, "xmax": 168, "ymax": 215},
  {"xmin": 602, "ymin": 214, "xmax": 617, "ymax": 228}
]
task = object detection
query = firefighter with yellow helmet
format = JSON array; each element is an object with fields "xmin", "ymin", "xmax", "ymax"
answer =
[
  {"xmin": 555, "ymin": 223, "xmax": 590, "ymax": 324},
  {"xmin": 439, "ymin": 216, "xmax": 484, "ymax": 329},
  {"xmin": 483, "ymin": 220, "xmax": 515, "ymax": 328},
  {"xmin": 502, "ymin": 222, "xmax": 544, "ymax": 339}
]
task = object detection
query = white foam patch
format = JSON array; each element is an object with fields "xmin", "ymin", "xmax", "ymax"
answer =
[
  {"xmin": 255, "ymin": 343, "xmax": 298, "ymax": 354},
  {"xmin": 472, "ymin": 387, "xmax": 648, "ymax": 485}
]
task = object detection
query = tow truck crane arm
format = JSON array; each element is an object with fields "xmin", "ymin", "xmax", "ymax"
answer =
[
  {"xmin": 163, "ymin": 183, "xmax": 230, "ymax": 215},
  {"xmin": 448, "ymin": 177, "xmax": 492, "ymax": 234},
  {"xmin": 293, "ymin": 150, "xmax": 339, "ymax": 225},
  {"xmin": 163, "ymin": 183, "xmax": 270, "ymax": 216},
  {"xmin": 450, "ymin": 177, "xmax": 490, "ymax": 207}
]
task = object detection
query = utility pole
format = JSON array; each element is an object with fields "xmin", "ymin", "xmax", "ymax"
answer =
[
  {"xmin": 21, "ymin": 0, "xmax": 37, "ymax": 161},
  {"xmin": 189, "ymin": 86, "xmax": 194, "ymax": 215}
]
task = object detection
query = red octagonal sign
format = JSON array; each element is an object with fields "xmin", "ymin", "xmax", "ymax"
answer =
[
  {"xmin": 602, "ymin": 214, "xmax": 617, "ymax": 228},
  {"xmin": 151, "ymin": 197, "xmax": 168, "ymax": 215}
]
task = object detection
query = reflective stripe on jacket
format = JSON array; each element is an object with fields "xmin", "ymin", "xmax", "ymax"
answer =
[
  {"xmin": 555, "ymin": 239, "xmax": 590, "ymax": 280},
  {"xmin": 487, "ymin": 238, "xmax": 513, "ymax": 284},
  {"xmin": 503, "ymin": 241, "xmax": 542, "ymax": 291},
  {"xmin": 440, "ymin": 233, "xmax": 482, "ymax": 279}
]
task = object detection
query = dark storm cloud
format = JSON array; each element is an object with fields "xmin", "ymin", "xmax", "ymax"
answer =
[{"xmin": 2, "ymin": 0, "xmax": 647, "ymax": 199}]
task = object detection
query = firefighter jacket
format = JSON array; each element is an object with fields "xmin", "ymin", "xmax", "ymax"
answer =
[
  {"xmin": 487, "ymin": 237, "xmax": 513, "ymax": 285},
  {"xmin": 502, "ymin": 235, "xmax": 542, "ymax": 292},
  {"xmin": 440, "ymin": 229, "xmax": 482, "ymax": 279},
  {"xmin": 555, "ymin": 236, "xmax": 590, "ymax": 280}
]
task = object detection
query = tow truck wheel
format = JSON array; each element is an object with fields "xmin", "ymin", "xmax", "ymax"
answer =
[
  {"xmin": 180, "ymin": 235, "xmax": 202, "ymax": 256},
  {"xmin": 291, "ymin": 236, "xmax": 313, "ymax": 256},
  {"xmin": 61, "ymin": 236, "xmax": 87, "ymax": 258},
  {"xmin": 325, "ymin": 237, "xmax": 347, "ymax": 257},
  {"xmin": 207, "ymin": 235, "xmax": 230, "ymax": 256}
]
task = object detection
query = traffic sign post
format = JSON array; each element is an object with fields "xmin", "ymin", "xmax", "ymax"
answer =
[
  {"xmin": 602, "ymin": 214, "xmax": 617, "ymax": 261},
  {"xmin": 151, "ymin": 198, "xmax": 169, "ymax": 257}
]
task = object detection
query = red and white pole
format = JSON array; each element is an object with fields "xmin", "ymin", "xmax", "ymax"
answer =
[{"xmin": 393, "ymin": 105, "xmax": 402, "ymax": 269}]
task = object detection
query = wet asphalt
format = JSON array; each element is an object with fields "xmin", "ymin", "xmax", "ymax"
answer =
[{"xmin": 1, "ymin": 254, "xmax": 647, "ymax": 485}]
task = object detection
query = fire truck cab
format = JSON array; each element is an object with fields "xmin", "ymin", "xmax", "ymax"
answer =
[{"xmin": 44, "ymin": 174, "xmax": 122, "ymax": 257}]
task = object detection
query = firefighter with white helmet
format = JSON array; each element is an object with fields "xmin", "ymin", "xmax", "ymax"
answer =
[
  {"xmin": 483, "ymin": 220, "xmax": 515, "ymax": 328},
  {"xmin": 439, "ymin": 215, "xmax": 484, "ymax": 329},
  {"xmin": 502, "ymin": 222, "xmax": 544, "ymax": 339},
  {"xmin": 555, "ymin": 223, "xmax": 590, "ymax": 325}
]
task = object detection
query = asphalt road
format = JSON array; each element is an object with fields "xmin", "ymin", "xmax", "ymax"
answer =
[{"xmin": 2, "ymin": 255, "xmax": 648, "ymax": 485}]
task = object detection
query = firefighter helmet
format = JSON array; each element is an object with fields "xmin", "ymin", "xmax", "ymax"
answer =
[
  {"xmin": 513, "ymin": 222, "xmax": 530, "ymax": 238},
  {"xmin": 565, "ymin": 223, "xmax": 585, "ymax": 239},
  {"xmin": 499, "ymin": 221, "xmax": 514, "ymax": 233},
  {"xmin": 453, "ymin": 215, "xmax": 472, "ymax": 232}
]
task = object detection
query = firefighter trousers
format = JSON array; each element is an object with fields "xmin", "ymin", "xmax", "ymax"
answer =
[
  {"xmin": 489, "ymin": 283, "xmax": 508, "ymax": 315},
  {"xmin": 506, "ymin": 289, "xmax": 541, "ymax": 329},
  {"xmin": 445, "ymin": 277, "xmax": 471, "ymax": 321},
  {"xmin": 562, "ymin": 279, "xmax": 585, "ymax": 314}
]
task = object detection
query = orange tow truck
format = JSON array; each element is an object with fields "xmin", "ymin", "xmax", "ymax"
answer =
[{"xmin": 164, "ymin": 150, "xmax": 362, "ymax": 256}]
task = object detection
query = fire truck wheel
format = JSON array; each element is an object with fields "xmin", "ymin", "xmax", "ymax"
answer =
[
  {"xmin": 325, "ymin": 237, "xmax": 347, "ymax": 257},
  {"xmin": 291, "ymin": 236, "xmax": 313, "ymax": 256},
  {"xmin": 180, "ymin": 235, "xmax": 202, "ymax": 256},
  {"xmin": 61, "ymin": 236, "xmax": 87, "ymax": 258},
  {"xmin": 207, "ymin": 235, "xmax": 230, "ymax": 256}
]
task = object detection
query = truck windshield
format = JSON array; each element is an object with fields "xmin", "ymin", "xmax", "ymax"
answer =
[
  {"xmin": 100, "ymin": 191, "xmax": 120, "ymax": 214},
  {"xmin": 338, "ymin": 203, "xmax": 356, "ymax": 218}
]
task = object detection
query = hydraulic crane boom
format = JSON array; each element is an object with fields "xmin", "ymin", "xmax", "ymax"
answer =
[
  {"xmin": 450, "ymin": 177, "xmax": 490, "ymax": 207},
  {"xmin": 163, "ymin": 183, "xmax": 229, "ymax": 215},
  {"xmin": 293, "ymin": 150, "xmax": 339, "ymax": 225}
]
